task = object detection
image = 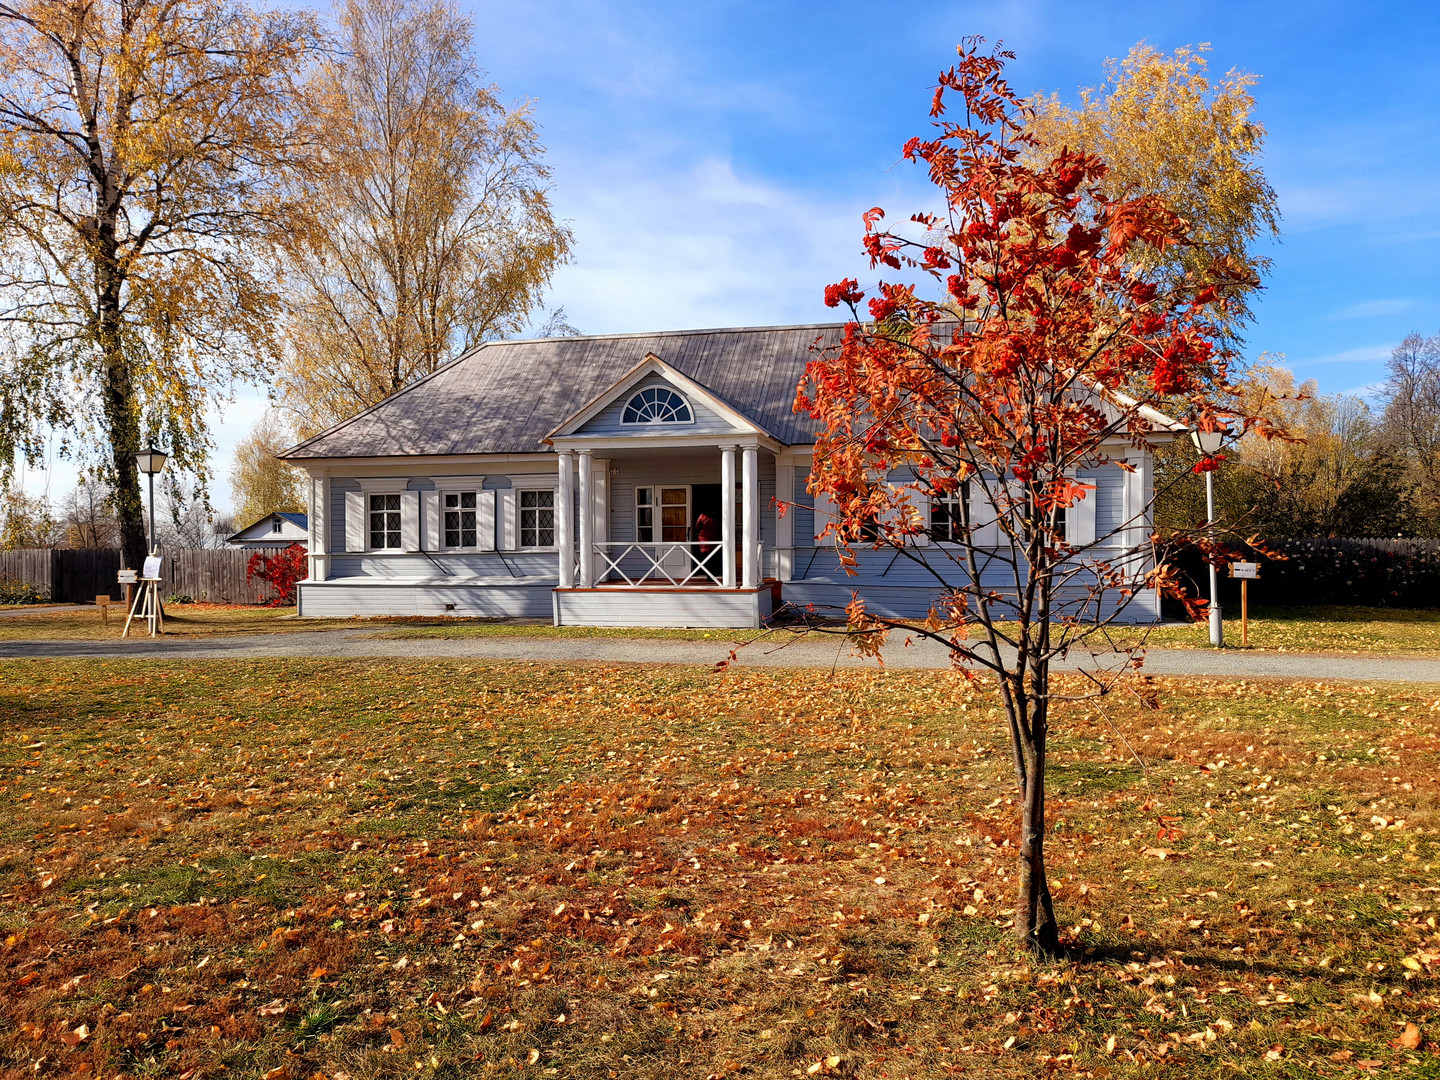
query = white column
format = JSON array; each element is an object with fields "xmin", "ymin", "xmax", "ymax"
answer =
[
  {"xmin": 720, "ymin": 446, "xmax": 737, "ymax": 589},
  {"xmin": 556, "ymin": 450, "xmax": 574, "ymax": 588},
  {"xmin": 577, "ymin": 450, "xmax": 594, "ymax": 587},
  {"xmin": 742, "ymin": 446, "xmax": 758, "ymax": 588},
  {"xmin": 774, "ymin": 456, "xmax": 794, "ymax": 581},
  {"xmin": 309, "ymin": 471, "xmax": 329, "ymax": 582}
]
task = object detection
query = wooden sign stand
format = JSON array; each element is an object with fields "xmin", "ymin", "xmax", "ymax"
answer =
[
  {"xmin": 122, "ymin": 552, "xmax": 165, "ymax": 638},
  {"xmin": 122, "ymin": 578, "xmax": 164, "ymax": 637}
]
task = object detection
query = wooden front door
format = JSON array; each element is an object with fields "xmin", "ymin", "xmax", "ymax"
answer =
[{"xmin": 658, "ymin": 486, "xmax": 690, "ymax": 576}]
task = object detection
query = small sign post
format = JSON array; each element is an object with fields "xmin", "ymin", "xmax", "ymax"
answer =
[
  {"xmin": 1229, "ymin": 561, "xmax": 1260, "ymax": 647},
  {"xmin": 117, "ymin": 569, "xmax": 137, "ymax": 621}
]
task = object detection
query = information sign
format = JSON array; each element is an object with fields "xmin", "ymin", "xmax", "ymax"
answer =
[
  {"xmin": 117, "ymin": 569, "xmax": 137, "ymax": 584},
  {"xmin": 142, "ymin": 555, "xmax": 162, "ymax": 581},
  {"xmin": 1230, "ymin": 561, "xmax": 1259, "ymax": 580}
]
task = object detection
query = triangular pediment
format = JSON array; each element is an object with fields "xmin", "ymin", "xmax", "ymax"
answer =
[{"xmin": 545, "ymin": 354, "xmax": 777, "ymax": 441}]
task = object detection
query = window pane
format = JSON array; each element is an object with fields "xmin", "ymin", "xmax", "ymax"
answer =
[
  {"xmin": 445, "ymin": 493, "xmax": 458, "ymax": 508},
  {"xmin": 636, "ymin": 488, "xmax": 652, "ymax": 506},
  {"xmin": 461, "ymin": 492, "xmax": 476, "ymax": 509},
  {"xmin": 660, "ymin": 488, "xmax": 687, "ymax": 505},
  {"xmin": 462, "ymin": 528, "xmax": 476, "ymax": 547}
]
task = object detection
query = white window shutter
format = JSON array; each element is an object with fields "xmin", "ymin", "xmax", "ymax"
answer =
[
  {"xmin": 401, "ymin": 490, "xmax": 420, "ymax": 552},
  {"xmin": 477, "ymin": 490, "xmax": 497, "ymax": 551},
  {"xmin": 423, "ymin": 490, "xmax": 440, "ymax": 551},
  {"xmin": 345, "ymin": 490, "xmax": 365, "ymax": 552},
  {"xmin": 909, "ymin": 489, "xmax": 931, "ymax": 546},
  {"xmin": 969, "ymin": 480, "xmax": 1000, "ymax": 547},
  {"xmin": 499, "ymin": 489, "xmax": 517, "ymax": 550},
  {"xmin": 812, "ymin": 489, "xmax": 836, "ymax": 542},
  {"xmin": 1070, "ymin": 473, "xmax": 1096, "ymax": 546}
]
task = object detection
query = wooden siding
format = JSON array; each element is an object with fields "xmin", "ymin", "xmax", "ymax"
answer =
[
  {"xmin": 298, "ymin": 580, "xmax": 553, "ymax": 618},
  {"xmin": 555, "ymin": 587, "xmax": 770, "ymax": 628}
]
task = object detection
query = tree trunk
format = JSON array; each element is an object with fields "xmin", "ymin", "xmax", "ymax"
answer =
[
  {"xmin": 93, "ymin": 245, "xmax": 147, "ymax": 573},
  {"xmin": 1014, "ymin": 673, "xmax": 1061, "ymax": 957}
]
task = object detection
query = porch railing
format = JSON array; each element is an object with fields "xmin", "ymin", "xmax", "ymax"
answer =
[{"xmin": 588, "ymin": 541, "xmax": 729, "ymax": 587}]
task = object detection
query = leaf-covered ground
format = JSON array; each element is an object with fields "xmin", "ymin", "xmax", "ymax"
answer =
[{"xmin": 1, "ymin": 659, "xmax": 1437, "ymax": 1079}]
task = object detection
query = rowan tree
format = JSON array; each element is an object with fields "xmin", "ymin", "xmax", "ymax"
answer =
[
  {"xmin": 798, "ymin": 40, "xmax": 1267, "ymax": 956},
  {"xmin": 0, "ymin": 0, "xmax": 320, "ymax": 572},
  {"xmin": 275, "ymin": 0, "xmax": 572, "ymax": 436}
]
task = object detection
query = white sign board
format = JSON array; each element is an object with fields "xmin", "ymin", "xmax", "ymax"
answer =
[
  {"xmin": 1231, "ymin": 561, "xmax": 1259, "ymax": 580},
  {"xmin": 117, "ymin": 569, "xmax": 137, "ymax": 584},
  {"xmin": 142, "ymin": 555, "xmax": 163, "ymax": 581}
]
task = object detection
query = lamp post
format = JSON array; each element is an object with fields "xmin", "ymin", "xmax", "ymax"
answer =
[
  {"xmin": 1190, "ymin": 427, "xmax": 1226, "ymax": 647},
  {"xmin": 135, "ymin": 446, "xmax": 168, "ymax": 555}
]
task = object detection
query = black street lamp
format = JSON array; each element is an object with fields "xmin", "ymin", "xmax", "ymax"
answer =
[{"xmin": 135, "ymin": 446, "xmax": 168, "ymax": 554}]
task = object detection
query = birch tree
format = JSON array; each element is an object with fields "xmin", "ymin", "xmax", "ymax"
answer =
[
  {"xmin": 1025, "ymin": 44, "xmax": 1280, "ymax": 338},
  {"xmin": 0, "ymin": 0, "xmax": 319, "ymax": 571},
  {"xmin": 276, "ymin": 0, "xmax": 572, "ymax": 436}
]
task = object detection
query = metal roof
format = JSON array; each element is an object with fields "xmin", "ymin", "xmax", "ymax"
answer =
[{"xmin": 280, "ymin": 324, "xmax": 844, "ymax": 460}]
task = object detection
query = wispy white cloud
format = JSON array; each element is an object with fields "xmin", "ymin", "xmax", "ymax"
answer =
[
  {"xmin": 1325, "ymin": 298, "xmax": 1414, "ymax": 320},
  {"xmin": 544, "ymin": 156, "xmax": 926, "ymax": 334},
  {"xmin": 1292, "ymin": 343, "xmax": 1395, "ymax": 367}
]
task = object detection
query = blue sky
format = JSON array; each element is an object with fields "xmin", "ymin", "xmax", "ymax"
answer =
[
  {"xmin": 473, "ymin": 0, "xmax": 1439, "ymax": 396},
  {"xmin": 16, "ymin": 0, "xmax": 1440, "ymax": 513}
]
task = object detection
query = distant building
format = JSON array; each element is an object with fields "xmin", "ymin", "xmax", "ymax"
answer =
[{"xmin": 225, "ymin": 512, "xmax": 309, "ymax": 550}]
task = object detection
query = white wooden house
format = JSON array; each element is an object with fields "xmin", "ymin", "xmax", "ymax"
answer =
[
  {"xmin": 279, "ymin": 324, "xmax": 1176, "ymax": 627},
  {"xmin": 225, "ymin": 512, "xmax": 310, "ymax": 550}
]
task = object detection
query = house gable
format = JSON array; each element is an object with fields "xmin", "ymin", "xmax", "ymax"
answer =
[
  {"xmin": 547, "ymin": 354, "xmax": 778, "ymax": 444},
  {"xmin": 226, "ymin": 512, "xmax": 309, "ymax": 546}
]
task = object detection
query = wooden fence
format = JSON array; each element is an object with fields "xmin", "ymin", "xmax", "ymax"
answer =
[{"xmin": 0, "ymin": 547, "xmax": 279, "ymax": 604}]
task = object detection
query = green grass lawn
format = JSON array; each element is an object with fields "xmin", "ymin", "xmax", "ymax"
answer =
[
  {"xmin": 1140, "ymin": 605, "xmax": 1440, "ymax": 654},
  {"xmin": 1, "ymin": 659, "xmax": 1437, "ymax": 1078}
]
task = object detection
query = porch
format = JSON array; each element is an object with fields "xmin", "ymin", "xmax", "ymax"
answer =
[{"xmin": 549, "ymin": 443, "xmax": 781, "ymax": 627}]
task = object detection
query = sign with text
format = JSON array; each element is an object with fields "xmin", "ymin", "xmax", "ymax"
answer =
[
  {"xmin": 1230, "ymin": 561, "xmax": 1259, "ymax": 580},
  {"xmin": 117, "ymin": 569, "xmax": 137, "ymax": 584},
  {"xmin": 142, "ymin": 555, "xmax": 162, "ymax": 581}
]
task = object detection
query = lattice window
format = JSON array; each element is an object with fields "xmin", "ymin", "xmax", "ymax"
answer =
[
  {"xmin": 519, "ymin": 490, "xmax": 555, "ymax": 547},
  {"xmin": 444, "ymin": 492, "xmax": 477, "ymax": 548},
  {"xmin": 368, "ymin": 494, "xmax": 401, "ymax": 549}
]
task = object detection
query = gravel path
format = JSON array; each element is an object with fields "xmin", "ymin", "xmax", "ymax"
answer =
[
  {"xmin": 2, "ymin": 629, "xmax": 1439, "ymax": 681},
  {"xmin": 0, "ymin": 604, "xmax": 88, "ymax": 618}
]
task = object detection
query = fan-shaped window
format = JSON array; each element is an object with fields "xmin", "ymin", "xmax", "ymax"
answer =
[{"xmin": 622, "ymin": 386, "xmax": 693, "ymax": 425}]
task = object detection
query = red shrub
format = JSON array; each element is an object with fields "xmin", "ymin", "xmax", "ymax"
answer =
[{"xmin": 245, "ymin": 543, "xmax": 308, "ymax": 607}]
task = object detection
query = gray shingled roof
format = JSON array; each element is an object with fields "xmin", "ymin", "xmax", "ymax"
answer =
[{"xmin": 280, "ymin": 323, "xmax": 844, "ymax": 460}]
